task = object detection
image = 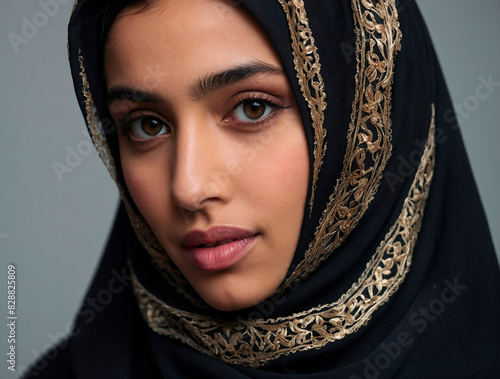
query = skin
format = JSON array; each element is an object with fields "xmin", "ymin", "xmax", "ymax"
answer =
[{"xmin": 105, "ymin": 0, "xmax": 310, "ymax": 311}]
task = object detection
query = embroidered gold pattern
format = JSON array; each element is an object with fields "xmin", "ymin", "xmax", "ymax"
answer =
[
  {"xmin": 277, "ymin": 0, "xmax": 327, "ymax": 211},
  {"xmin": 133, "ymin": 106, "xmax": 435, "ymax": 367},
  {"xmin": 278, "ymin": 0, "xmax": 403, "ymax": 292},
  {"xmin": 77, "ymin": 51, "xmax": 116, "ymax": 181}
]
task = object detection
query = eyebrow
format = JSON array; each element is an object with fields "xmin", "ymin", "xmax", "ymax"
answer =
[
  {"xmin": 106, "ymin": 61, "xmax": 285, "ymax": 105},
  {"xmin": 189, "ymin": 61, "xmax": 285, "ymax": 100},
  {"xmin": 106, "ymin": 86, "xmax": 163, "ymax": 105}
]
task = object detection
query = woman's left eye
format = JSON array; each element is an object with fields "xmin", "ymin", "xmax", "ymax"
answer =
[{"xmin": 232, "ymin": 99, "xmax": 274, "ymax": 123}]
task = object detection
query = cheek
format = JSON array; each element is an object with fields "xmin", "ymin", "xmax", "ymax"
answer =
[
  {"xmin": 124, "ymin": 171, "xmax": 155, "ymax": 209},
  {"xmin": 236, "ymin": 118, "xmax": 310, "ymax": 252},
  {"xmin": 247, "ymin": 128, "xmax": 310, "ymax": 214},
  {"xmin": 119, "ymin": 143, "xmax": 172, "ymax": 228}
]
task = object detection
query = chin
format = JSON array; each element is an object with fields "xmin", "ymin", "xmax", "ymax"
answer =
[
  {"xmin": 203, "ymin": 296, "xmax": 254, "ymax": 312},
  {"xmin": 195, "ymin": 279, "xmax": 275, "ymax": 312}
]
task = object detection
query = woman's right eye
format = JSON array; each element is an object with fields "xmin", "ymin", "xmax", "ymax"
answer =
[{"xmin": 122, "ymin": 115, "xmax": 170, "ymax": 140}]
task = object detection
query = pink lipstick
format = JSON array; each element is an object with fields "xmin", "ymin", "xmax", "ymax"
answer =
[{"xmin": 181, "ymin": 226, "xmax": 258, "ymax": 271}]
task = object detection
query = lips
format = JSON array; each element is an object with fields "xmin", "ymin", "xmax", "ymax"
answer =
[{"xmin": 181, "ymin": 226, "xmax": 258, "ymax": 271}]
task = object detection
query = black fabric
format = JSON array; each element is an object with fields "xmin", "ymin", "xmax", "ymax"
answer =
[{"xmin": 24, "ymin": 0, "xmax": 499, "ymax": 377}]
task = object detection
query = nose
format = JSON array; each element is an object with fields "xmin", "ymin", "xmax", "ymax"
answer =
[{"xmin": 170, "ymin": 122, "xmax": 230, "ymax": 213}]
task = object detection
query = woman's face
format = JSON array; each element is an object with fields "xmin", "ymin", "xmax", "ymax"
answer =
[{"xmin": 105, "ymin": 0, "xmax": 309, "ymax": 311}]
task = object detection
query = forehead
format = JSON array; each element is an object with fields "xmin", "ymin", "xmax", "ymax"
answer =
[
  {"xmin": 108, "ymin": 0, "xmax": 241, "ymax": 37},
  {"xmin": 104, "ymin": 0, "xmax": 281, "ymax": 87}
]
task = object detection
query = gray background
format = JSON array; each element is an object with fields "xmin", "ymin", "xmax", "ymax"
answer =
[{"xmin": 1, "ymin": 1, "xmax": 499, "ymax": 377}]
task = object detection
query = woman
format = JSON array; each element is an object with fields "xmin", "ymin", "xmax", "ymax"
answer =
[{"xmin": 25, "ymin": 0, "xmax": 499, "ymax": 377}]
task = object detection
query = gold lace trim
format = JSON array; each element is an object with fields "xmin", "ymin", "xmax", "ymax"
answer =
[
  {"xmin": 277, "ymin": 0, "xmax": 327, "ymax": 211},
  {"xmin": 133, "ymin": 106, "xmax": 436, "ymax": 367},
  {"xmin": 77, "ymin": 51, "xmax": 117, "ymax": 181},
  {"xmin": 278, "ymin": 0, "xmax": 403, "ymax": 292}
]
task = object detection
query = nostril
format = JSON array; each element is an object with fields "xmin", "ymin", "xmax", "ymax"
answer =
[{"xmin": 177, "ymin": 206, "xmax": 194, "ymax": 220}]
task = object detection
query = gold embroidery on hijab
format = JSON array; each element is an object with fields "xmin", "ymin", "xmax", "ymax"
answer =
[
  {"xmin": 277, "ymin": 0, "xmax": 327, "ymax": 213},
  {"xmin": 278, "ymin": 0, "xmax": 402, "ymax": 292}
]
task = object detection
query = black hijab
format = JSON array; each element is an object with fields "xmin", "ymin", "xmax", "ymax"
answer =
[{"xmin": 24, "ymin": 0, "xmax": 499, "ymax": 377}]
